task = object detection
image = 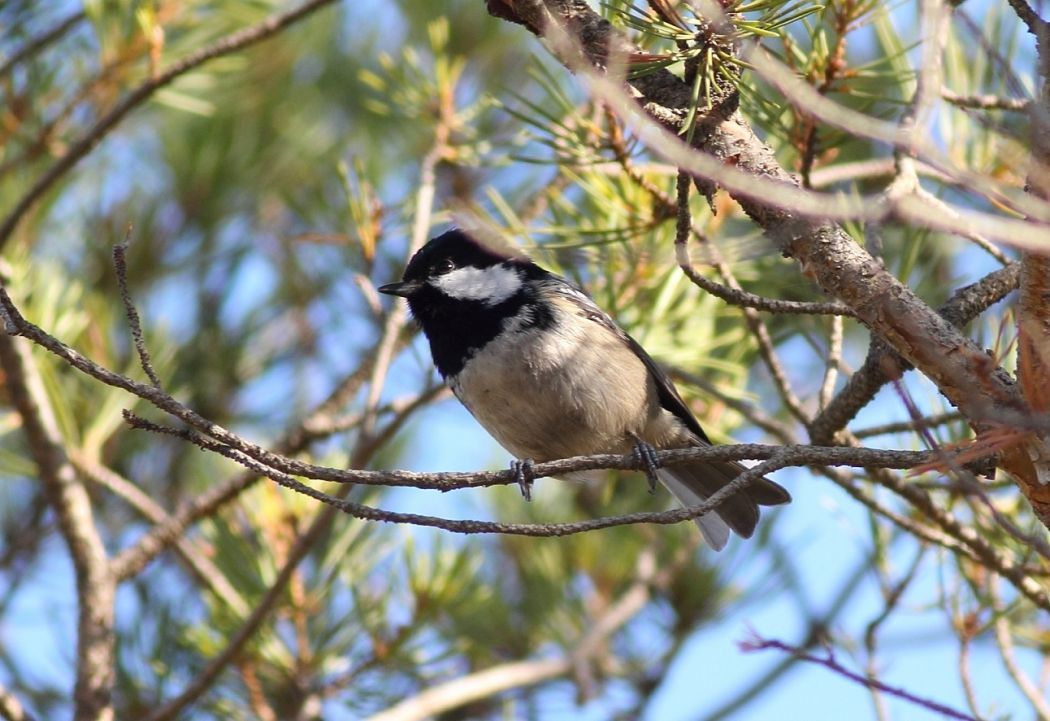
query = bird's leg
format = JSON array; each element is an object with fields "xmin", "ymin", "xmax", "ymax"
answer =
[
  {"xmin": 511, "ymin": 458, "xmax": 535, "ymax": 501},
  {"xmin": 630, "ymin": 434, "xmax": 661, "ymax": 494}
]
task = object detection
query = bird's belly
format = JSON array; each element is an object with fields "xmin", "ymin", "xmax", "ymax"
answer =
[{"xmin": 449, "ymin": 324, "xmax": 653, "ymax": 461}]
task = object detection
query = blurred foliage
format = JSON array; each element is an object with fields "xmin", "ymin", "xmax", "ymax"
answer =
[{"xmin": 0, "ymin": 1, "xmax": 1046, "ymax": 721}]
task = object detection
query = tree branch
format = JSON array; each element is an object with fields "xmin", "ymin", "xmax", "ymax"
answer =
[
  {"xmin": 0, "ymin": 0, "xmax": 340, "ymax": 251},
  {"xmin": 1000, "ymin": 0, "xmax": 1050, "ymax": 522},
  {"xmin": 0, "ymin": 333, "xmax": 114, "ymax": 721},
  {"xmin": 810, "ymin": 262, "xmax": 1021, "ymax": 444},
  {"xmin": 69, "ymin": 450, "xmax": 250, "ymax": 617},
  {"xmin": 0, "ymin": 9, "xmax": 86, "ymax": 80},
  {"xmin": 109, "ymin": 357, "xmax": 379, "ymax": 581},
  {"xmin": 941, "ymin": 88, "xmax": 1030, "ymax": 112}
]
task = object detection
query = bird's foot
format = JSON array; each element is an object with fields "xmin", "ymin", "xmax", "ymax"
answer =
[
  {"xmin": 631, "ymin": 438, "xmax": 661, "ymax": 495},
  {"xmin": 511, "ymin": 458, "xmax": 535, "ymax": 501}
]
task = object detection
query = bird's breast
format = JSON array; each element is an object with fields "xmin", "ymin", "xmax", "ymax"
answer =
[{"xmin": 449, "ymin": 312, "xmax": 661, "ymax": 461}]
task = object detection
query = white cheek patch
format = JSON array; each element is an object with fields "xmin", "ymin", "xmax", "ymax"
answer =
[{"xmin": 433, "ymin": 265, "xmax": 523, "ymax": 305}]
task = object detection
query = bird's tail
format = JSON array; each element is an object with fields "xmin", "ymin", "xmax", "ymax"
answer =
[{"xmin": 656, "ymin": 455, "xmax": 790, "ymax": 551}]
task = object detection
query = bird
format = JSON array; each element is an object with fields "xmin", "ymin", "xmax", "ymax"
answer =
[{"xmin": 378, "ymin": 228, "xmax": 790, "ymax": 549}]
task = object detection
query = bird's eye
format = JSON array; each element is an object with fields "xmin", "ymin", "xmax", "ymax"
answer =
[{"xmin": 434, "ymin": 258, "xmax": 456, "ymax": 276}]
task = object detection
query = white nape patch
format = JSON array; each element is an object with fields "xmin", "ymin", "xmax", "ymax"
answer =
[{"xmin": 433, "ymin": 265, "xmax": 522, "ymax": 305}]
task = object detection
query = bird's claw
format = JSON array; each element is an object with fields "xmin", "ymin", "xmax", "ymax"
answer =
[
  {"xmin": 631, "ymin": 439, "xmax": 661, "ymax": 494},
  {"xmin": 511, "ymin": 458, "xmax": 535, "ymax": 501}
]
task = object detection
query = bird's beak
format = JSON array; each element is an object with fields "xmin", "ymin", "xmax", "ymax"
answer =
[{"xmin": 377, "ymin": 280, "xmax": 422, "ymax": 297}]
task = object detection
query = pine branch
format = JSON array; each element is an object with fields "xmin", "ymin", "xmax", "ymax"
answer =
[
  {"xmin": 0, "ymin": 333, "xmax": 114, "ymax": 721},
  {"xmin": 0, "ymin": 0, "xmax": 340, "ymax": 250}
]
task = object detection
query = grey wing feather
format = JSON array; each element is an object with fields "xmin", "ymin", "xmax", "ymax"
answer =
[
  {"xmin": 549, "ymin": 280, "xmax": 711, "ymax": 442},
  {"xmin": 548, "ymin": 277, "xmax": 789, "ymax": 546}
]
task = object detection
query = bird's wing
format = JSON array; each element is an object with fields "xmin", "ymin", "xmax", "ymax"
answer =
[{"xmin": 548, "ymin": 279, "xmax": 712, "ymax": 444}]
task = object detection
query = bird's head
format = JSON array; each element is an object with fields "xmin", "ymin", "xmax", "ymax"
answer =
[
  {"xmin": 378, "ymin": 229, "xmax": 547, "ymax": 376},
  {"xmin": 378, "ymin": 228, "xmax": 535, "ymax": 321}
]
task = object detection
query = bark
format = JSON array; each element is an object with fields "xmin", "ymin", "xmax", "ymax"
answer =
[
  {"xmin": 0, "ymin": 334, "xmax": 114, "ymax": 721},
  {"xmin": 1010, "ymin": 8, "xmax": 1050, "ymax": 526}
]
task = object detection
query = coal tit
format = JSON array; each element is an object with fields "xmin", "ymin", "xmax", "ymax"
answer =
[{"xmin": 378, "ymin": 229, "xmax": 789, "ymax": 549}]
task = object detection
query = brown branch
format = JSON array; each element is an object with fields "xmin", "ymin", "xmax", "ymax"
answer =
[
  {"xmin": 1005, "ymin": 0, "xmax": 1047, "ymax": 37},
  {"xmin": 941, "ymin": 88, "xmax": 1030, "ymax": 112},
  {"xmin": 125, "ymin": 408, "xmax": 939, "ymax": 489},
  {"xmin": 810, "ymin": 262, "xmax": 1021, "ymax": 444},
  {"xmin": 674, "ymin": 171, "xmax": 811, "ymax": 426},
  {"xmin": 110, "ymin": 357, "xmax": 378, "ymax": 581},
  {"xmin": 0, "ymin": 0, "xmax": 340, "ymax": 251},
  {"xmin": 70, "ymin": 450, "xmax": 250, "ymax": 616},
  {"xmin": 133, "ymin": 425, "xmax": 793, "ymax": 533},
  {"xmin": 0, "ymin": 333, "xmax": 114, "ymax": 721},
  {"xmin": 0, "ymin": 10, "xmax": 86, "ymax": 80},
  {"xmin": 993, "ymin": 0, "xmax": 1050, "ymax": 523},
  {"xmin": 112, "ymin": 236, "xmax": 162, "ymax": 389}
]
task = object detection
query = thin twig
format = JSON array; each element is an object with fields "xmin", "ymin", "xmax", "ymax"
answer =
[
  {"xmin": 941, "ymin": 88, "xmax": 1031, "ymax": 112},
  {"xmin": 111, "ymin": 356, "xmax": 380, "ymax": 580},
  {"xmin": 606, "ymin": 111, "xmax": 851, "ymax": 319},
  {"xmin": 740, "ymin": 635, "xmax": 982, "ymax": 721},
  {"xmin": 819, "ymin": 466, "xmax": 975, "ymax": 558},
  {"xmin": 70, "ymin": 450, "xmax": 250, "ymax": 616},
  {"xmin": 853, "ymin": 412, "xmax": 964, "ymax": 439},
  {"xmin": 989, "ymin": 576, "xmax": 1050, "ymax": 720},
  {"xmin": 959, "ymin": 476, "xmax": 1050, "ymax": 561},
  {"xmin": 112, "ymin": 232, "xmax": 163, "ymax": 389},
  {"xmin": 674, "ymin": 171, "xmax": 812, "ymax": 426},
  {"xmin": 856, "ymin": 445, "xmax": 1050, "ymax": 611},
  {"xmin": 125, "ymin": 423, "xmax": 792, "ymax": 536},
  {"xmin": 701, "ymin": 557, "xmax": 874, "ymax": 721},
  {"xmin": 819, "ymin": 315, "xmax": 844, "ymax": 409},
  {"xmin": 0, "ymin": 9, "xmax": 86, "ymax": 80},
  {"xmin": 124, "ymin": 408, "xmax": 948, "ymax": 489},
  {"xmin": 675, "ymin": 241, "xmax": 854, "ymax": 316}
]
